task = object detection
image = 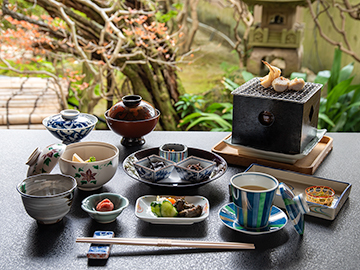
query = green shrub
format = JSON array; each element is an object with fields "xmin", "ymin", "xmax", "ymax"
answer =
[{"xmin": 317, "ymin": 48, "xmax": 360, "ymax": 131}]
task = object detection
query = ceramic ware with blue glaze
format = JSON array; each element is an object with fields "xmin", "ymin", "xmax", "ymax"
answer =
[
  {"xmin": 43, "ymin": 109, "xmax": 97, "ymax": 144},
  {"xmin": 175, "ymin": 156, "xmax": 216, "ymax": 183},
  {"xmin": 279, "ymin": 182, "xmax": 310, "ymax": 235},
  {"xmin": 17, "ymin": 173, "xmax": 77, "ymax": 224},
  {"xmin": 81, "ymin": 193, "xmax": 129, "ymax": 223},
  {"xmin": 159, "ymin": 143, "xmax": 188, "ymax": 163},
  {"xmin": 134, "ymin": 154, "xmax": 175, "ymax": 182},
  {"xmin": 230, "ymin": 172, "xmax": 278, "ymax": 229},
  {"xmin": 219, "ymin": 203, "xmax": 287, "ymax": 235}
]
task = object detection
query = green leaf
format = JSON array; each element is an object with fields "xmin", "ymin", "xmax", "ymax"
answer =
[
  {"xmin": 185, "ymin": 114, "xmax": 231, "ymax": 131},
  {"xmin": 338, "ymin": 62, "xmax": 354, "ymax": 83},
  {"xmin": 318, "ymin": 113, "xmax": 335, "ymax": 127},
  {"xmin": 222, "ymin": 77, "xmax": 240, "ymax": 91},
  {"xmin": 328, "ymin": 48, "xmax": 342, "ymax": 92},
  {"xmin": 241, "ymin": 71, "xmax": 254, "ymax": 82},
  {"xmin": 178, "ymin": 112, "xmax": 203, "ymax": 126},
  {"xmin": 326, "ymin": 77, "xmax": 353, "ymax": 112},
  {"xmin": 290, "ymin": 72, "xmax": 307, "ymax": 81},
  {"xmin": 332, "ymin": 112, "xmax": 347, "ymax": 132},
  {"xmin": 314, "ymin": 70, "xmax": 331, "ymax": 85}
]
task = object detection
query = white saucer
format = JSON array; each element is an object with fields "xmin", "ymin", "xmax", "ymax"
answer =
[
  {"xmin": 223, "ymin": 129, "xmax": 326, "ymax": 164},
  {"xmin": 219, "ymin": 203, "xmax": 288, "ymax": 235}
]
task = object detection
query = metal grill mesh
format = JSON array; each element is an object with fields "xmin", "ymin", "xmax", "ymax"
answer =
[{"xmin": 231, "ymin": 78, "xmax": 322, "ymax": 104}]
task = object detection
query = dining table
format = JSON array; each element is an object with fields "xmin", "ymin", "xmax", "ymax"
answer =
[{"xmin": 1, "ymin": 129, "xmax": 359, "ymax": 270}]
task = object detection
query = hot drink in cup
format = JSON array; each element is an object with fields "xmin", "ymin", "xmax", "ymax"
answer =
[{"xmin": 230, "ymin": 172, "xmax": 279, "ymax": 229}]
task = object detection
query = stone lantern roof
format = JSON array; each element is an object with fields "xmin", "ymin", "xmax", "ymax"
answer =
[{"xmin": 244, "ymin": 0, "xmax": 314, "ymax": 76}]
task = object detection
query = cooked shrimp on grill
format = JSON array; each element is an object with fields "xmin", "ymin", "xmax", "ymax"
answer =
[{"xmin": 260, "ymin": 60, "xmax": 281, "ymax": 88}]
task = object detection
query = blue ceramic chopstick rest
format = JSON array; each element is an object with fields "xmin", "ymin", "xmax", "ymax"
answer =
[{"xmin": 279, "ymin": 182, "xmax": 310, "ymax": 235}]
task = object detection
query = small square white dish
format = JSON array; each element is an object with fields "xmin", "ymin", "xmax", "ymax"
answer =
[{"xmin": 135, "ymin": 195, "xmax": 210, "ymax": 225}]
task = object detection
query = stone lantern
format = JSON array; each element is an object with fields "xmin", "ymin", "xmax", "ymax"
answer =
[{"xmin": 242, "ymin": 0, "xmax": 312, "ymax": 76}]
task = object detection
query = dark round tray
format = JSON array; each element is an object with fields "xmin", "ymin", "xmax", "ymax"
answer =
[{"xmin": 123, "ymin": 147, "xmax": 227, "ymax": 188}]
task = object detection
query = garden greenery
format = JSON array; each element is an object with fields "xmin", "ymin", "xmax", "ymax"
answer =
[
  {"xmin": 317, "ymin": 48, "xmax": 360, "ymax": 131},
  {"xmin": 176, "ymin": 48, "xmax": 360, "ymax": 132}
]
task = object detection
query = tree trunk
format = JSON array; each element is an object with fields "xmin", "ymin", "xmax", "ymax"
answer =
[{"xmin": 2, "ymin": 0, "xmax": 185, "ymax": 130}]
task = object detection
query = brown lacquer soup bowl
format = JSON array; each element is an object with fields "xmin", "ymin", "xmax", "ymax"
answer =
[{"xmin": 105, "ymin": 95, "xmax": 160, "ymax": 147}]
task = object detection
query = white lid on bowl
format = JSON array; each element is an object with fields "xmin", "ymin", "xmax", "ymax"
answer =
[
  {"xmin": 45, "ymin": 109, "xmax": 97, "ymax": 129},
  {"xmin": 26, "ymin": 143, "xmax": 66, "ymax": 176}
]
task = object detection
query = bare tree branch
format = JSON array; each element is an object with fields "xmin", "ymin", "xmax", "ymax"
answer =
[{"xmin": 307, "ymin": 0, "xmax": 360, "ymax": 62}]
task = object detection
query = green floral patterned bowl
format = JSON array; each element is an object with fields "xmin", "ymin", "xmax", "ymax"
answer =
[{"xmin": 59, "ymin": 141, "xmax": 119, "ymax": 191}]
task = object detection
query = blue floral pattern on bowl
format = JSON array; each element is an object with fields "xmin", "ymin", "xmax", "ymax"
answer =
[
  {"xmin": 175, "ymin": 156, "xmax": 216, "ymax": 183},
  {"xmin": 134, "ymin": 154, "xmax": 175, "ymax": 182},
  {"xmin": 43, "ymin": 109, "xmax": 97, "ymax": 144}
]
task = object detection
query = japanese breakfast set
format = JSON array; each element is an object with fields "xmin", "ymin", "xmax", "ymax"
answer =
[{"xmin": 17, "ymin": 63, "xmax": 351, "ymax": 256}]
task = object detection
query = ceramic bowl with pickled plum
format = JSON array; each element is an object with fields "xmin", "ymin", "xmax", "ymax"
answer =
[{"xmin": 81, "ymin": 193, "xmax": 129, "ymax": 223}]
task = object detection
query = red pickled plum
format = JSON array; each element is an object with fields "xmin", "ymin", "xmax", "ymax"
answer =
[{"xmin": 96, "ymin": 198, "xmax": 114, "ymax": 212}]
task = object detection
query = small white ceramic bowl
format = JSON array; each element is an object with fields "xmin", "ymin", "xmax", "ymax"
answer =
[
  {"xmin": 134, "ymin": 154, "xmax": 175, "ymax": 182},
  {"xmin": 175, "ymin": 156, "xmax": 216, "ymax": 183},
  {"xmin": 59, "ymin": 141, "xmax": 119, "ymax": 191},
  {"xmin": 159, "ymin": 143, "xmax": 188, "ymax": 163},
  {"xmin": 81, "ymin": 193, "xmax": 129, "ymax": 223},
  {"xmin": 17, "ymin": 174, "xmax": 77, "ymax": 224}
]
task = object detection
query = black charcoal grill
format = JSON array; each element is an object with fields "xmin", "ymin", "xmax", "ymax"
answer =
[{"xmin": 231, "ymin": 78, "xmax": 322, "ymax": 154}]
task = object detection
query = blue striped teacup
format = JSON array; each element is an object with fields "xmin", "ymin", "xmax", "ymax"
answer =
[
  {"xmin": 159, "ymin": 143, "xmax": 188, "ymax": 163},
  {"xmin": 230, "ymin": 172, "xmax": 279, "ymax": 229}
]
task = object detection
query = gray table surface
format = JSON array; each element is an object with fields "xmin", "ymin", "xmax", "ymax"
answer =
[{"xmin": 0, "ymin": 130, "xmax": 359, "ymax": 270}]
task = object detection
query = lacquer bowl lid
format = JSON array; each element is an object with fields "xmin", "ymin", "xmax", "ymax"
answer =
[{"xmin": 108, "ymin": 95, "xmax": 156, "ymax": 121}]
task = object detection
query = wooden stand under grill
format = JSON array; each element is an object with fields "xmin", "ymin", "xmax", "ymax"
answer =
[{"xmin": 212, "ymin": 133, "xmax": 333, "ymax": 175}]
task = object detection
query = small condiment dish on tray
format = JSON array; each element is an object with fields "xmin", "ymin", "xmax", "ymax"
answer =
[
  {"xmin": 175, "ymin": 156, "xmax": 216, "ymax": 183},
  {"xmin": 135, "ymin": 195, "xmax": 209, "ymax": 225},
  {"xmin": 134, "ymin": 154, "xmax": 175, "ymax": 182},
  {"xmin": 159, "ymin": 143, "xmax": 188, "ymax": 162}
]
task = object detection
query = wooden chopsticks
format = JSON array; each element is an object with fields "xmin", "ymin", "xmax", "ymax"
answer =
[{"xmin": 76, "ymin": 237, "xmax": 255, "ymax": 250}]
